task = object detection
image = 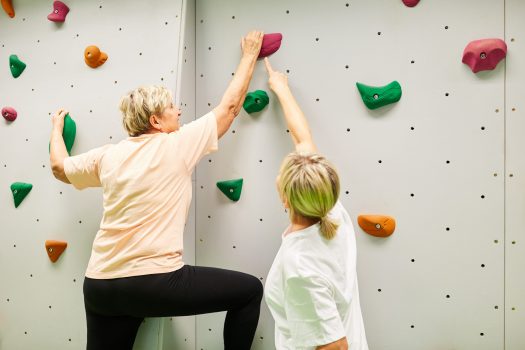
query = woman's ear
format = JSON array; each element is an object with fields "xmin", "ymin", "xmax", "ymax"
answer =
[{"xmin": 149, "ymin": 114, "xmax": 162, "ymax": 130}]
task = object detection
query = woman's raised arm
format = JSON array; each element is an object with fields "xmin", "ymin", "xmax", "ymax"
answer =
[
  {"xmin": 213, "ymin": 30, "xmax": 263, "ymax": 139},
  {"xmin": 264, "ymin": 57, "xmax": 317, "ymax": 153}
]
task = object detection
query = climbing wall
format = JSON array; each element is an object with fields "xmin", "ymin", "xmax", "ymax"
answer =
[
  {"xmin": 2, "ymin": 0, "xmax": 524, "ymax": 349},
  {"xmin": 0, "ymin": 0, "xmax": 191, "ymax": 349},
  {"xmin": 195, "ymin": 0, "xmax": 508, "ymax": 349},
  {"xmin": 505, "ymin": 1, "xmax": 525, "ymax": 349}
]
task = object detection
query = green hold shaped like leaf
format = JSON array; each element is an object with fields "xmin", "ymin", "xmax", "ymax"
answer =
[
  {"xmin": 11, "ymin": 182, "xmax": 33, "ymax": 208},
  {"xmin": 49, "ymin": 113, "xmax": 76, "ymax": 155},
  {"xmin": 9, "ymin": 54, "xmax": 26, "ymax": 78},
  {"xmin": 356, "ymin": 81, "xmax": 402, "ymax": 110},
  {"xmin": 216, "ymin": 178, "xmax": 243, "ymax": 202},
  {"xmin": 63, "ymin": 114, "xmax": 76, "ymax": 155},
  {"xmin": 243, "ymin": 90, "xmax": 269, "ymax": 114}
]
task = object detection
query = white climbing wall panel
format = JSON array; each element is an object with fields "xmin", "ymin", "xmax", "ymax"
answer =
[
  {"xmin": 195, "ymin": 0, "xmax": 508, "ymax": 349},
  {"xmin": 505, "ymin": 1, "xmax": 525, "ymax": 349},
  {"xmin": 2, "ymin": 0, "xmax": 525, "ymax": 349},
  {"xmin": 0, "ymin": 0, "xmax": 189, "ymax": 349}
]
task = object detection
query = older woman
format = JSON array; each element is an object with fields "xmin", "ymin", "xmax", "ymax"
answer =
[
  {"xmin": 50, "ymin": 31, "xmax": 264, "ymax": 350},
  {"xmin": 263, "ymin": 58, "xmax": 369, "ymax": 350}
]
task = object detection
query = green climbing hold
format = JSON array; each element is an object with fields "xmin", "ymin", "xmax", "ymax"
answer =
[
  {"xmin": 216, "ymin": 178, "xmax": 243, "ymax": 202},
  {"xmin": 243, "ymin": 90, "xmax": 269, "ymax": 114},
  {"xmin": 49, "ymin": 113, "xmax": 76, "ymax": 155},
  {"xmin": 9, "ymin": 54, "xmax": 26, "ymax": 78},
  {"xmin": 62, "ymin": 113, "xmax": 76, "ymax": 155},
  {"xmin": 356, "ymin": 81, "xmax": 402, "ymax": 110},
  {"xmin": 11, "ymin": 182, "xmax": 33, "ymax": 208}
]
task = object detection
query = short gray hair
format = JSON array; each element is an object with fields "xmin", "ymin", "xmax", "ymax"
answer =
[{"xmin": 119, "ymin": 86, "xmax": 173, "ymax": 136}]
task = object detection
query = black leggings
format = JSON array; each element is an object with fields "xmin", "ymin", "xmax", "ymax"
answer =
[{"xmin": 83, "ymin": 265, "xmax": 263, "ymax": 350}]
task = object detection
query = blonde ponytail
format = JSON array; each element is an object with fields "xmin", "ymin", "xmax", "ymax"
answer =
[{"xmin": 319, "ymin": 216, "xmax": 339, "ymax": 240}]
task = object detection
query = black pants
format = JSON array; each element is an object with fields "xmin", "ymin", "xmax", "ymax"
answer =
[{"xmin": 83, "ymin": 265, "xmax": 263, "ymax": 350}]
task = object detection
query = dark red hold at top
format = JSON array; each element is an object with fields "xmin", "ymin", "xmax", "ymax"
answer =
[{"xmin": 258, "ymin": 33, "xmax": 283, "ymax": 58}]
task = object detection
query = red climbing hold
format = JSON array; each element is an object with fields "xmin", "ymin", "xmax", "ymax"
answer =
[
  {"xmin": 402, "ymin": 0, "xmax": 420, "ymax": 7},
  {"xmin": 462, "ymin": 38, "xmax": 507, "ymax": 73},
  {"xmin": 259, "ymin": 33, "xmax": 282, "ymax": 58},
  {"xmin": 2, "ymin": 106, "xmax": 17, "ymax": 121},
  {"xmin": 47, "ymin": 1, "xmax": 70, "ymax": 22},
  {"xmin": 45, "ymin": 240, "xmax": 67, "ymax": 263}
]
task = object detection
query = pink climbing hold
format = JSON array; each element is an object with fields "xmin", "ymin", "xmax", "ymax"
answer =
[
  {"xmin": 402, "ymin": 0, "xmax": 420, "ymax": 7},
  {"xmin": 259, "ymin": 33, "xmax": 282, "ymax": 58},
  {"xmin": 2, "ymin": 107, "xmax": 17, "ymax": 121},
  {"xmin": 47, "ymin": 1, "xmax": 69, "ymax": 22},
  {"xmin": 462, "ymin": 38, "xmax": 507, "ymax": 73}
]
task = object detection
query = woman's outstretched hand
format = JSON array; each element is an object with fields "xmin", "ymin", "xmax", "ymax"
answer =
[
  {"xmin": 264, "ymin": 57, "xmax": 289, "ymax": 96},
  {"xmin": 241, "ymin": 30, "xmax": 264, "ymax": 58}
]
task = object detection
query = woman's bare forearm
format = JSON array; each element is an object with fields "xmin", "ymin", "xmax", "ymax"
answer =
[
  {"xmin": 50, "ymin": 125, "xmax": 70, "ymax": 183},
  {"xmin": 214, "ymin": 30, "xmax": 263, "ymax": 138},
  {"xmin": 316, "ymin": 337, "xmax": 348, "ymax": 350},
  {"xmin": 214, "ymin": 53, "xmax": 258, "ymax": 138},
  {"xmin": 274, "ymin": 86, "xmax": 316, "ymax": 152}
]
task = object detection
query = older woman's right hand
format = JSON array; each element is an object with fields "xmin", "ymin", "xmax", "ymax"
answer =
[
  {"xmin": 241, "ymin": 30, "xmax": 264, "ymax": 58},
  {"xmin": 51, "ymin": 108, "xmax": 68, "ymax": 131},
  {"xmin": 264, "ymin": 57, "xmax": 289, "ymax": 96}
]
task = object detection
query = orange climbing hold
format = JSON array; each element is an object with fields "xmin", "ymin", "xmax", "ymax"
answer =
[
  {"xmin": 1, "ymin": 0, "xmax": 14, "ymax": 18},
  {"xmin": 45, "ymin": 240, "xmax": 67, "ymax": 263},
  {"xmin": 84, "ymin": 45, "xmax": 108, "ymax": 68},
  {"xmin": 358, "ymin": 215, "xmax": 396, "ymax": 237}
]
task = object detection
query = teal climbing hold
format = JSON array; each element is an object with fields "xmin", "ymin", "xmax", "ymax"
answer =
[
  {"xmin": 243, "ymin": 90, "xmax": 269, "ymax": 114},
  {"xmin": 356, "ymin": 81, "xmax": 402, "ymax": 110},
  {"xmin": 9, "ymin": 54, "xmax": 26, "ymax": 78},
  {"xmin": 217, "ymin": 178, "xmax": 243, "ymax": 202},
  {"xmin": 11, "ymin": 182, "xmax": 33, "ymax": 208},
  {"xmin": 49, "ymin": 113, "xmax": 76, "ymax": 155}
]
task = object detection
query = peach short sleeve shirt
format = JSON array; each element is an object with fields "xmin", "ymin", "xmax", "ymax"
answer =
[{"xmin": 64, "ymin": 112, "xmax": 218, "ymax": 279}]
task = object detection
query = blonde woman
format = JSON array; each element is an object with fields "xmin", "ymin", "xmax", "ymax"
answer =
[
  {"xmin": 263, "ymin": 58, "xmax": 369, "ymax": 350},
  {"xmin": 49, "ymin": 31, "xmax": 264, "ymax": 350}
]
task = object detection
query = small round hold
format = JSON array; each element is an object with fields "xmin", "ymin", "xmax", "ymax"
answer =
[
  {"xmin": 255, "ymin": 98, "xmax": 260, "ymax": 104},
  {"xmin": 375, "ymin": 223, "xmax": 382, "ymax": 229},
  {"xmin": 48, "ymin": 248, "xmax": 53, "ymax": 253},
  {"xmin": 54, "ymin": 9, "xmax": 58, "ymax": 13},
  {"xmin": 229, "ymin": 189, "xmax": 234, "ymax": 193},
  {"xmin": 480, "ymin": 52, "xmax": 487, "ymax": 59},
  {"xmin": 13, "ymin": 190, "xmax": 17, "ymax": 194},
  {"xmin": 3, "ymin": 106, "xmax": 19, "ymax": 122},
  {"xmin": 373, "ymin": 94, "xmax": 379, "ymax": 100}
]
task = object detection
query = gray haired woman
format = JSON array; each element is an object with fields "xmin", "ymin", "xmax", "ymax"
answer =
[{"xmin": 50, "ymin": 30, "xmax": 264, "ymax": 350}]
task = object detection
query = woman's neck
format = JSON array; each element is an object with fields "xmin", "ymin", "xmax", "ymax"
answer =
[{"xmin": 286, "ymin": 215, "xmax": 318, "ymax": 235}]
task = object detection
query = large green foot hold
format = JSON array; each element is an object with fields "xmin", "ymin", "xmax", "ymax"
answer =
[
  {"xmin": 356, "ymin": 81, "xmax": 402, "ymax": 110},
  {"xmin": 49, "ymin": 113, "xmax": 76, "ymax": 155},
  {"xmin": 9, "ymin": 54, "xmax": 26, "ymax": 78},
  {"xmin": 216, "ymin": 178, "xmax": 243, "ymax": 202},
  {"xmin": 243, "ymin": 90, "xmax": 269, "ymax": 114},
  {"xmin": 11, "ymin": 182, "xmax": 33, "ymax": 208}
]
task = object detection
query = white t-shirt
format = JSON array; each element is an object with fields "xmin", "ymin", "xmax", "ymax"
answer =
[{"xmin": 265, "ymin": 201, "xmax": 368, "ymax": 350}]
